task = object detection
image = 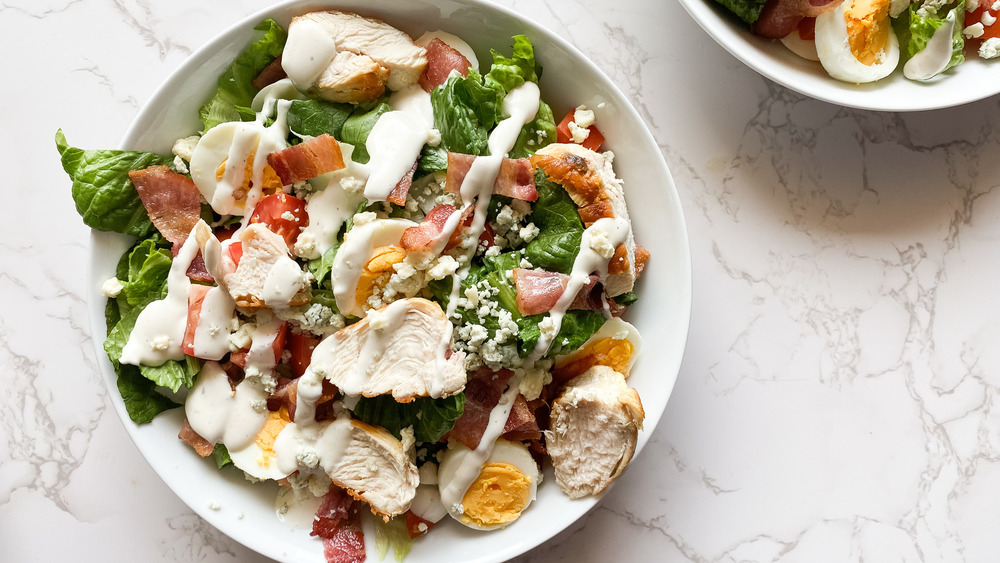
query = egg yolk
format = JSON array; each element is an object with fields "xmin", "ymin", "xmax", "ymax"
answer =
[
  {"xmin": 255, "ymin": 408, "xmax": 291, "ymax": 468},
  {"xmin": 356, "ymin": 245, "xmax": 407, "ymax": 307},
  {"xmin": 553, "ymin": 337, "xmax": 635, "ymax": 382},
  {"xmin": 845, "ymin": 0, "xmax": 892, "ymax": 66},
  {"xmin": 215, "ymin": 150, "xmax": 283, "ymax": 205},
  {"xmin": 460, "ymin": 462, "xmax": 533, "ymax": 528}
]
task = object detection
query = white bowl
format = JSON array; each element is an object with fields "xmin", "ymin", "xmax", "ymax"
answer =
[
  {"xmin": 678, "ymin": 0, "xmax": 1000, "ymax": 111},
  {"xmin": 87, "ymin": 0, "xmax": 692, "ymax": 561}
]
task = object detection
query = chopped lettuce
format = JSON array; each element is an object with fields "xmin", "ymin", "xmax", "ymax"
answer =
[
  {"xmin": 212, "ymin": 444, "xmax": 233, "ymax": 469},
  {"xmin": 517, "ymin": 309, "xmax": 606, "ymax": 358},
  {"xmin": 432, "ymin": 73, "xmax": 493, "ymax": 156},
  {"xmin": 711, "ymin": 0, "xmax": 767, "ymax": 24},
  {"xmin": 906, "ymin": 1, "xmax": 965, "ymax": 74},
  {"xmin": 524, "ymin": 172, "xmax": 584, "ymax": 274},
  {"xmin": 116, "ymin": 363, "xmax": 181, "ymax": 424},
  {"xmin": 352, "ymin": 394, "xmax": 466, "ymax": 443},
  {"xmin": 340, "ymin": 102, "xmax": 394, "ymax": 163},
  {"xmin": 373, "ymin": 515, "xmax": 413, "ymax": 562},
  {"xmin": 287, "ymin": 99, "xmax": 353, "ymax": 139},
  {"xmin": 198, "ymin": 19, "xmax": 287, "ymax": 132},
  {"xmin": 56, "ymin": 130, "xmax": 174, "ymax": 238},
  {"xmin": 485, "ymin": 35, "xmax": 540, "ymax": 91}
]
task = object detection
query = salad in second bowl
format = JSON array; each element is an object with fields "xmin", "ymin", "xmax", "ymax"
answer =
[
  {"xmin": 712, "ymin": 0, "xmax": 999, "ymax": 83},
  {"xmin": 58, "ymin": 8, "xmax": 653, "ymax": 562}
]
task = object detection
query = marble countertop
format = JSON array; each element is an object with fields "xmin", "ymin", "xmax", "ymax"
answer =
[{"xmin": 4, "ymin": 0, "xmax": 1000, "ymax": 561}]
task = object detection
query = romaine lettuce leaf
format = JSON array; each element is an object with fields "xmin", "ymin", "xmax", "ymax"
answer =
[
  {"xmin": 56, "ymin": 130, "xmax": 174, "ymax": 238},
  {"xmin": 287, "ymin": 99, "xmax": 353, "ymax": 139},
  {"xmin": 907, "ymin": 1, "xmax": 965, "ymax": 74},
  {"xmin": 431, "ymin": 74, "xmax": 492, "ymax": 156},
  {"xmin": 116, "ymin": 363, "xmax": 181, "ymax": 424},
  {"xmin": 509, "ymin": 99, "xmax": 556, "ymax": 159},
  {"xmin": 121, "ymin": 239, "xmax": 173, "ymax": 307},
  {"xmin": 105, "ymin": 299, "xmax": 199, "ymax": 393},
  {"xmin": 517, "ymin": 309, "xmax": 606, "ymax": 358},
  {"xmin": 373, "ymin": 515, "xmax": 413, "ymax": 562},
  {"xmin": 340, "ymin": 102, "xmax": 393, "ymax": 163},
  {"xmin": 711, "ymin": 0, "xmax": 767, "ymax": 24},
  {"xmin": 485, "ymin": 35, "xmax": 540, "ymax": 92},
  {"xmin": 524, "ymin": 172, "xmax": 584, "ymax": 274},
  {"xmin": 199, "ymin": 18, "xmax": 287, "ymax": 132},
  {"xmin": 212, "ymin": 444, "xmax": 233, "ymax": 469},
  {"xmin": 352, "ymin": 394, "xmax": 465, "ymax": 443}
]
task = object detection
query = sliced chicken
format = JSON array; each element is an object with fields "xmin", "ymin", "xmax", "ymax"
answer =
[
  {"xmin": 290, "ymin": 11, "xmax": 427, "ymax": 102},
  {"xmin": 530, "ymin": 143, "xmax": 646, "ymax": 297},
  {"xmin": 546, "ymin": 365, "xmax": 645, "ymax": 499},
  {"xmin": 328, "ymin": 419, "xmax": 419, "ymax": 517},
  {"xmin": 223, "ymin": 224, "xmax": 311, "ymax": 310},
  {"xmin": 310, "ymin": 297, "xmax": 466, "ymax": 402}
]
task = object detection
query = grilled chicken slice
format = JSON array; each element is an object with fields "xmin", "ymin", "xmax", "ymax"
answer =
[
  {"xmin": 223, "ymin": 224, "xmax": 311, "ymax": 310},
  {"xmin": 530, "ymin": 143, "xmax": 646, "ymax": 297},
  {"xmin": 546, "ymin": 365, "xmax": 645, "ymax": 499},
  {"xmin": 329, "ymin": 419, "xmax": 419, "ymax": 517},
  {"xmin": 310, "ymin": 297, "xmax": 466, "ymax": 402},
  {"xmin": 290, "ymin": 11, "xmax": 427, "ymax": 102}
]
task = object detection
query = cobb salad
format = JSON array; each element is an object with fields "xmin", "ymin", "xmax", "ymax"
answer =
[
  {"xmin": 713, "ymin": 0, "xmax": 999, "ymax": 83},
  {"xmin": 58, "ymin": 10, "xmax": 651, "ymax": 562}
]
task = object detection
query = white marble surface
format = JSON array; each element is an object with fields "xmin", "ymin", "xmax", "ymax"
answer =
[{"xmin": 3, "ymin": 0, "xmax": 1000, "ymax": 561}]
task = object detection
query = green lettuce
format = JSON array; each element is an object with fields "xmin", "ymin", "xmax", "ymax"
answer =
[
  {"xmin": 485, "ymin": 35, "xmax": 540, "ymax": 91},
  {"xmin": 352, "ymin": 394, "xmax": 465, "ymax": 443},
  {"xmin": 212, "ymin": 444, "xmax": 233, "ymax": 469},
  {"xmin": 287, "ymin": 99, "xmax": 353, "ymax": 139},
  {"xmin": 711, "ymin": 0, "xmax": 767, "ymax": 24},
  {"xmin": 906, "ymin": 1, "xmax": 965, "ymax": 74},
  {"xmin": 199, "ymin": 18, "xmax": 287, "ymax": 132},
  {"xmin": 340, "ymin": 103, "xmax": 393, "ymax": 163},
  {"xmin": 431, "ymin": 74, "xmax": 493, "ymax": 156},
  {"xmin": 56, "ymin": 130, "xmax": 173, "ymax": 238},
  {"xmin": 524, "ymin": 171, "xmax": 584, "ymax": 274},
  {"xmin": 116, "ymin": 363, "xmax": 181, "ymax": 424},
  {"xmin": 518, "ymin": 309, "xmax": 606, "ymax": 358},
  {"xmin": 373, "ymin": 516, "xmax": 413, "ymax": 562}
]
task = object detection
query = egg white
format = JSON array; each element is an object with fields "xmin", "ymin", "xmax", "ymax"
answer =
[
  {"xmin": 554, "ymin": 317, "xmax": 643, "ymax": 376},
  {"xmin": 815, "ymin": 0, "xmax": 900, "ymax": 83}
]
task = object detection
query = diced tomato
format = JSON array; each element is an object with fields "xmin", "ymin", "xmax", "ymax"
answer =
[
  {"xmin": 286, "ymin": 331, "xmax": 320, "ymax": 377},
  {"xmin": 555, "ymin": 109, "xmax": 605, "ymax": 151},
  {"xmin": 405, "ymin": 510, "xmax": 435, "ymax": 539},
  {"xmin": 968, "ymin": 4, "xmax": 1000, "ymax": 42},
  {"xmin": 797, "ymin": 17, "xmax": 816, "ymax": 41},
  {"xmin": 228, "ymin": 241, "xmax": 243, "ymax": 266},
  {"xmin": 182, "ymin": 284, "xmax": 213, "ymax": 356},
  {"xmin": 271, "ymin": 322, "xmax": 289, "ymax": 365},
  {"xmin": 248, "ymin": 192, "xmax": 309, "ymax": 249}
]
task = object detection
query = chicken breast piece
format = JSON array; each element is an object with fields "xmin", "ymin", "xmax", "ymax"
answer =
[
  {"xmin": 291, "ymin": 11, "xmax": 427, "ymax": 102},
  {"xmin": 310, "ymin": 297, "xmax": 466, "ymax": 402},
  {"xmin": 546, "ymin": 365, "xmax": 645, "ymax": 499},
  {"xmin": 530, "ymin": 143, "xmax": 645, "ymax": 297},
  {"xmin": 330, "ymin": 419, "xmax": 419, "ymax": 517},
  {"xmin": 223, "ymin": 224, "xmax": 311, "ymax": 310}
]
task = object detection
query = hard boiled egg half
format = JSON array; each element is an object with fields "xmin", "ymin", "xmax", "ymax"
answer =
[
  {"xmin": 438, "ymin": 439, "xmax": 540, "ymax": 530},
  {"xmin": 815, "ymin": 0, "xmax": 900, "ymax": 83}
]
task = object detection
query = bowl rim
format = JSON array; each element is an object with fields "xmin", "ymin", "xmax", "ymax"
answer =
[{"xmin": 87, "ymin": 0, "xmax": 693, "ymax": 561}]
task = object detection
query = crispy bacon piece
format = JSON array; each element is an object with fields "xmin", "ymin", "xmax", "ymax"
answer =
[
  {"xmin": 129, "ymin": 165, "xmax": 202, "ymax": 245},
  {"xmin": 750, "ymin": 0, "xmax": 841, "ymax": 39},
  {"xmin": 448, "ymin": 368, "xmax": 515, "ymax": 449},
  {"xmin": 185, "ymin": 255, "xmax": 214, "ymax": 282},
  {"xmin": 400, "ymin": 204, "xmax": 458, "ymax": 251},
  {"xmin": 178, "ymin": 419, "xmax": 214, "ymax": 457},
  {"xmin": 386, "ymin": 161, "xmax": 419, "ymax": 206},
  {"xmin": 252, "ymin": 55, "xmax": 287, "ymax": 90},
  {"xmin": 419, "ymin": 38, "xmax": 471, "ymax": 91},
  {"xmin": 266, "ymin": 134, "xmax": 346, "ymax": 186},
  {"xmin": 446, "ymin": 153, "xmax": 537, "ymax": 202},
  {"xmin": 512, "ymin": 269, "xmax": 604, "ymax": 316},
  {"xmin": 501, "ymin": 394, "xmax": 542, "ymax": 442},
  {"xmin": 312, "ymin": 486, "xmax": 366, "ymax": 563},
  {"xmin": 267, "ymin": 378, "xmax": 298, "ymax": 421}
]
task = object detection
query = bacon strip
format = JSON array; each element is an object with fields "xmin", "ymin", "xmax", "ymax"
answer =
[
  {"xmin": 512, "ymin": 269, "xmax": 604, "ymax": 316},
  {"xmin": 400, "ymin": 204, "xmax": 459, "ymax": 251},
  {"xmin": 266, "ymin": 134, "xmax": 346, "ymax": 186},
  {"xmin": 448, "ymin": 368, "xmax": 515, "ymax": 449},
  {"xmin": 750, "ymin": 0, "xmax": 841, "ymax": 39},
  {"xmin": 386, "ymin": 161, "xmax": 418, "ymax": 206},
  {"xmin": 312, "ymin": 486, "xmax": 366, "ymax": 563},
  {"xmin": 178, "ymin": 419, "xmax": 214, "ymax": 457},
  {"xmin": 419, "ymin": 38, "xmax": 471, "ymax": 92},
  {"xmin": 446, "ymin": 153, "xmax": 537, "ymax": 202},
  {"xmin": 252, "ymin": 55, "xmax": 287, "ymax": 90},
  {"xmin": 129, "ymin": 165, "xmax": 202, "ymax": 246},
  {"xmin": 501, "ymin": 394, "xmax": 541, "ymax": 442}
]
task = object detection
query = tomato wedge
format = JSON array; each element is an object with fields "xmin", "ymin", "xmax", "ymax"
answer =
[
  {"xmin": 248, "ymin": 192, "xmax": 309, "ymax": 249},
  {"xmin": 555, "ymin": 109, "xmax": 605, "ymax": 151},
  {"xmin": 405, "ymin": 510, "xmax": 436, "ymax": 539},
  {"xmin": 181, "ymin": 284, "xmax": 213, "ymax": 357},
  {"xmin": 286, "ymin": 331, "xmax": 321, "ymax": 377},
  {"xmin": 968, "ymin": 4, "xmax": 1000, "ymax": 42}
]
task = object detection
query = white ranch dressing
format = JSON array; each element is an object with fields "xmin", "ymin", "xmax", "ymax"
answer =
[
  {"xmin": 263, "ymin": 257, "xmax": 309, "ymax": 306},
  {"xmin": 361, "ymin": 86, "xmax": 436, "ymax": 201},
  {"xmin": 903, "ymin": 11, "xmax": 957, "ymax": 81},
  {"xmin": 331, "ymin": 217, "xmax": 416, "ymax": 316},
  {"xmin": 119, "ymin": 230, "xmax": 200, "ymax": 366},
  {"xmin": 190, "ymin": 285, "xmax": 236, "ymax": 360},
  {"xmin": 295, "ymin": 143, "xmax": 367, "ymax": 259},
  {"xmin": 185, "ymin": 361, "xmax": 270, "ymax": 451},
  {"xmin": 438, "ymin": 373, "xmax": 522, "ymax": 514},
  {"xmin": 244, "ymin": 314, "xmax": 284, "ymax": 374},
  {"xmin": 281, "ymin": 18, "xmax": 339, "ymax": 88},
  {"xmin": 527, "ymin": 217, "xmax": 632, "ymax": 363}
]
